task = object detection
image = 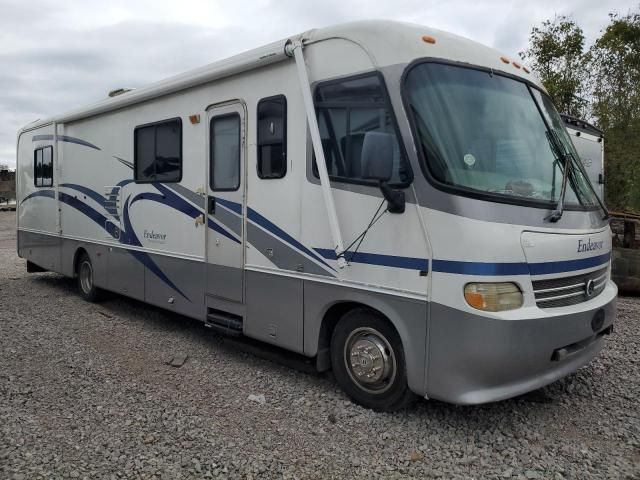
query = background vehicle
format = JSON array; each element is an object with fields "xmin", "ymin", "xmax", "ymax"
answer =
[{"xmin": 561, "ymin": 114, "xmax": 605, "ymax": 202}]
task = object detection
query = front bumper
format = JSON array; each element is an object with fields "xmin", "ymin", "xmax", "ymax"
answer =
[{"xmin": 425, "ymin": 280, "xmax": 617, "ymax": 404}]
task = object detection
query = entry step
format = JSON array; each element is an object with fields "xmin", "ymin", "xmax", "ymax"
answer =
[{"xmin": 206, "ymin": 308, "xmax": 243, "ymax": 337}]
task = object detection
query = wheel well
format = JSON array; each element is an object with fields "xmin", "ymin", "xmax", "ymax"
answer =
[
  {"xmin": 316, "ymin": 301, "xmax": 390, "ymax": 372},
  {"xmin": 72, "ymin": 247, "xmax": 88, "ymax": 277}
]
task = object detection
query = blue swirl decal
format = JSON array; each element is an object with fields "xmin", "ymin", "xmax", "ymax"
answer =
[{"xmin": 20, "ymin": 190, "xmax": 55, "ymax": 204}]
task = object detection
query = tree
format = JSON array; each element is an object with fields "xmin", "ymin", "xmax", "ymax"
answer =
[
  {"xmin": 520, "ymin": 16, "xmax": 588, "ymax": 117},
  {"xmin": 589, "ymin": 10, "xmax": 640, "ymax": 212},
  {"xmin": 590, "ymin": 11, "xmax": 640, "ymax": 131}
]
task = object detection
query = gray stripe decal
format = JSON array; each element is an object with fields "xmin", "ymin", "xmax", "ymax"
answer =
[
  {"xmin": 164, "ymin": 184, "xmax": 241, "ymax": 236},
  {"xmin": 247, "ymin": 223, "xmax": 334, "ymax": 277},
  {"xmin": 32, "ymin": 134, "xmax": 101, "ymax": 150},
  {"xmin": 164, "ymin": 183, "xmax": 204, "ymax": 208},
  {"xmin": 210, "ymin": 208, "xmax": 242, "ymax": 236}
]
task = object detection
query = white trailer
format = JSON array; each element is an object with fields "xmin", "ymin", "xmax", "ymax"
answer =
[
  {"xmin": 17, "ymin": 20, "xmax": 617, "ymax": 411},
  {"xmin": 562, "ymin": 114, "xmax": 605, "ymax": 202}
]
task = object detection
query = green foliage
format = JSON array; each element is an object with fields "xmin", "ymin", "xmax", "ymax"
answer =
[
  {"xmin": 590, "ymin": 11, "xmax": 640, "ymax": 212},
  {"xmin": 520, "ymin": 16, "xmax": 588, "ymax": 117},
  {"xmin": 590, "ymin": 12, "xmax": 640, "ymax": 131}
]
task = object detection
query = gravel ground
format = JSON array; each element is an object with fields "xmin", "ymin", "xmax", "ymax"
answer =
[{"xmin": 1, "ymin": 210, "xmax": 639, "ymax": 479}]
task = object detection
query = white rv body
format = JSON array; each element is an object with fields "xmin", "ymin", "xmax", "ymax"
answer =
[{"xmin": 17, "ymin": 21, "xmax": 617, "ymax": 407}]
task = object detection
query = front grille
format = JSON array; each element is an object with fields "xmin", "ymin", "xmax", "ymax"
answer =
[{"xmin": 532, "ymin": 267, "xmax": 607, "ymax": 308}]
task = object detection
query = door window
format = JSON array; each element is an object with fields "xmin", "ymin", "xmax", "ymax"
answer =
[{"xmin": 210, "ymin": 114, "xmax": 241, "ymax": 191}]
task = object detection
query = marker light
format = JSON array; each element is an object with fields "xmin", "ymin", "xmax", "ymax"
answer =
[
  {"xmin": 464, "ymin": 282, "xmax": 523, "ymax": 312},
  {"xmin": 500, "ymin": 56, "xmax": 510, "ymax": 64},
  {"xmin": 512, "ymin": 61, "xmax": 522, "ymax": 69},
  {"xmin": 422, "ymin": 35, "xmax": 436, "ymax": 44}
]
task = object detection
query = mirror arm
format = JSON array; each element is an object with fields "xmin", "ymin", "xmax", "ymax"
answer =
[{"xmin": 379, "ymin": 181, "xmax": 405, "ymax": 214}]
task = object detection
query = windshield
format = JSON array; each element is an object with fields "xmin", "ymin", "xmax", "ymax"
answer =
[{"xmin": 404, "ymin": 62, "xmax": 598, "ymax": 208}]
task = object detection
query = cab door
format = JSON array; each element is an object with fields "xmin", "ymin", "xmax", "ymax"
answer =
[{"xmin": 205, "ymin": 102, "xmax": 246, "ymax": 302}]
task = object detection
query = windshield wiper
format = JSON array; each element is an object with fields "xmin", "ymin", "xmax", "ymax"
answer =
[
  {"xmin": 545, "ymin": 130, "xmax": 570, "ymax": 222},
  {"xmin": 545, "ymin": 130, "xmax": 609, "ymax": 222}
]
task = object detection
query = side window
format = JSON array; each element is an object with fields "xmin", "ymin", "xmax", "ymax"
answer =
[
  {"xmin": 34, "ymin": 146, "xmax": 53, "ymax": 187},
  {"xmin": 134, "ymin": 118, "xmax": 182, "ymax": 183},
  {"xmin": 313, "ymin": 73, "xmax": 411, "ymax": 186},
  {"xmin": 34, "ymin": 149, "xmax": 43, "ymax": 186},
  {"xmin": 210, "ymin": 114, "xmax": 241, "ymax": 191},
  {"xmin": 257, "ymin": 95, "xmax": 286, "ymax": 179}
]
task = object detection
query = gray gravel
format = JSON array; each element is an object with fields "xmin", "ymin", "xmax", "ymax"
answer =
[{"xmin": 1, "ymin": 210, "xmax": 639, "ymax": 479}]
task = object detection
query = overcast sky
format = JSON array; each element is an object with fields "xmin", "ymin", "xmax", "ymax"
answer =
[{"xmin": 0, "ymin": 0, "xmax": 635, "ymax": 168}]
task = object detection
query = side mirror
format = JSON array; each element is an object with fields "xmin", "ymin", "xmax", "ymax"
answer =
[
  {"xmin": 361, "ymin": 132, "xmax": 405, "ymax": 214},
  {"xmin": 361, "ymin": 132, "xmax": 394, "ymax": 182}
]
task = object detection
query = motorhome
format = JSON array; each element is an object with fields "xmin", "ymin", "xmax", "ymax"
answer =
[{"xmin": 16, "ymin": 20, "xmax": 616, "ymax": 411}]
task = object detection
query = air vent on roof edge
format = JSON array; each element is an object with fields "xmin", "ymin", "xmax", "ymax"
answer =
[{"xmin": 108, "ymin": 87, "xmax": 135, "ymax": 98}]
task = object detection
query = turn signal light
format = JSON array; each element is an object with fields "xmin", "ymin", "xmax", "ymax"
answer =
[{"xmin": 464, "ymin": 282, "xmax": 523, "ymax": 312}]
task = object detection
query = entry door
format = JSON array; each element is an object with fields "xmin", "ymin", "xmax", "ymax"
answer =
[{"xmin": 205, "ymin": 102, "xmax": 246, "ymax": 302}]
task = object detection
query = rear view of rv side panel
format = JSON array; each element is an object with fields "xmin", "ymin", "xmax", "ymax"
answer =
[{"xmin": 17, "ymin": 124, "xmax": 62, "ymax": 274}]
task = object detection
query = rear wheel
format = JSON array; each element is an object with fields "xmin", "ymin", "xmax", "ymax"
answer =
[
  {"xmin": 330, "ymin": 308, "xmax": 414, "ymax": 411},
  {"xmin": 77, "ymin": 253, "xmax": 99, "ymax": 302}
]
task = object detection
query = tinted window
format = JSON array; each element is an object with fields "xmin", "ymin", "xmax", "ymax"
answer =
[
  {"xmin": 257, "ymin": 96, "xmax": 286, "ymax": 179},
  {"xmin": 34, "ymin": 149, "xmax": 43, "ymax": 186},
  {"xmin": 210, "ymin": 114, "xmax": 241, "ymax": 191},
  {"xmin": 313, "ymin": 73, "xmax": 410, "ymax": 186},
  {"xmin": 135, "ymin": 127, "xmax": 155, "ymax": 181},
  {"xmin": 134, "ymin": 119, "xmax": 182, "ymax": 183},
  {"xmin": 34, "ymin": 146, "xmax": 53, "ymax": 187}
]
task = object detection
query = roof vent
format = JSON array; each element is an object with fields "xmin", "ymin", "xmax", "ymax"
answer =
[{"xmin": 108, "ymin": 87, "xmax": 135, "ymax": 98}]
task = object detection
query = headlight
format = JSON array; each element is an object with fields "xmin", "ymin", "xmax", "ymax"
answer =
[{"xmin": 464, "ymin": 282, "xmax": 523, "ymax": 312}]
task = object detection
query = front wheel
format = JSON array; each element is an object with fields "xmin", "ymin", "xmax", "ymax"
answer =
[
  {"xmin": 77, "ymin": 253, "xmax": 100, "ymax": 302},
  {"xmin": 330, "ymin": 309, "xmax": 414, "ymax": 411}
]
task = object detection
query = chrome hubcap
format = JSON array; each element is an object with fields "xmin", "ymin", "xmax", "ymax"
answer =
[
  {"xmin": 80, "ymin": 261, "xmax": 93, "ymax": 294},
  {"xmin": 344, "ymin": 327, "xmax": 396, "ymax": 394}
]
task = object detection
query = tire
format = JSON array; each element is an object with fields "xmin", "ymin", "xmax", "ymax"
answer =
[
  {"xmin": 330, "ymin": 308, "xmax": 414, "ymax": 412},
  {"xmin": 77, "ymin": 253, "xmax": 100, "ymax": 302}
]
